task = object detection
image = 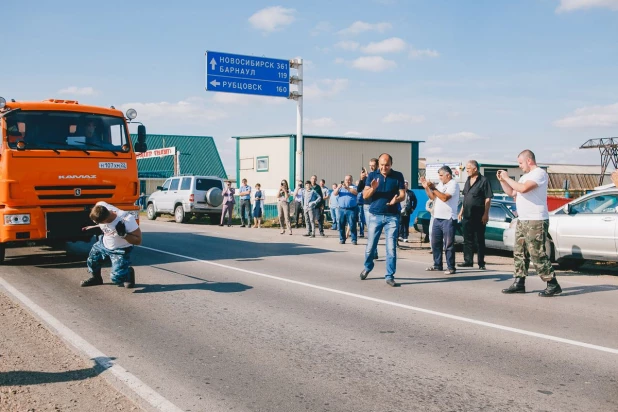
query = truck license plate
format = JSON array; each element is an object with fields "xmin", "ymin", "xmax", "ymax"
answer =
[{"xmin": 99, "ymin": 162, "xmax": 127, "ymax": 169}]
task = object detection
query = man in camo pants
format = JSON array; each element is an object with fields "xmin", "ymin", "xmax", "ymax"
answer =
[{"xmin": 497, "ymin": 149, "xmax": 562, "ymax": 297}]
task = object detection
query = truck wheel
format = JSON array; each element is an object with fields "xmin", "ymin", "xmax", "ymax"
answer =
[
  {"xmin": 147, "ymin": 204, "xmax": 157, "ymax": 220},
  {"xmin": 0, "ymin": 245, "xmax": 5, "ymax": 264},
  {"xmin": 175, "ymin": 205, "xmax": 190, "ymax": 223}
]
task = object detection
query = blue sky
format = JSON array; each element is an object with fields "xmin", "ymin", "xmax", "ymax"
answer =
[{"xmin": 3, "ymin": 0, "xmax": 618, "ymax": 175}]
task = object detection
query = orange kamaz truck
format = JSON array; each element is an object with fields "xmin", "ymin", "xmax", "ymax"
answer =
[{"xmin": 0, "ymin": 96, "xmax": 147, "ymax": 263}]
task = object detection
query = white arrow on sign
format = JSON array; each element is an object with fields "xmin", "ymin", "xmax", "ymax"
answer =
[
  {"xmin": 210, "ymin": 58, "xmax": 217, "ymax": 71},
  {"xmin": 210, "ymin": 79, "xmax": 220, "ymax": 87}
]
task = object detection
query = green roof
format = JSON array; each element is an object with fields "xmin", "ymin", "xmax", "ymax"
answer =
[
  {"xmin": 131, "ymin": 134, "xmax": 227, "ymax": 179},
  {"xmin": 233, "ymin": 134, "xmax": 424, "ymax": 144}
]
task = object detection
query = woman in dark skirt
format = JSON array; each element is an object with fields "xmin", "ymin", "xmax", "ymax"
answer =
[{"xmin": 252, "ymin": 183, "xmax": 264, "ymax": 228}]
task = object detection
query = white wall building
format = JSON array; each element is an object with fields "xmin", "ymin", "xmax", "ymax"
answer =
[{"xmin": 233, "ymin": 134, "xmax": 423, "ymax": 195}]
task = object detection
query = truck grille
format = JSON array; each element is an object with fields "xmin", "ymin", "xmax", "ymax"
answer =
[{"xmin": 35, "ymin": 185, "xmax": 116, "ymax": 201}]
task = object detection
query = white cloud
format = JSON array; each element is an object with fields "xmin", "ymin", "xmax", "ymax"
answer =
[
  {"xmin": 337, "ymin": 21, "xmax": 392, "ymax": 36},
  {"xmin": 554, "ymin": 102, "xmax": 618, "ymax": 128},
  {"xmin": 556, "ymin": 0, "xmax": 618, "ymax": 12},
  {"xmin": 248, "ymin": 6, "xmax": 295, "ymax": 32},
  {"xmin": 304, "ymin": 78, "xmax": 349, "ymax": 99},
  {"xmin": 311, "ymin": 21, "xmax": 332, "ymax": 36},
  {"xmin": 409, "ymin": 48, "xmax": 440, "ymax": 59},
  {"xmin": 361, "ymin": 37, "xmax": 407, "ymax": 54},
  {"xmin": 424, "ymin": 147, "xmax": 443, "ymax": 155},
  {"xmin": 334, "ymin": 40, "xmax": 360, "ymax": 51},
  {"xmin": 351, "ymin": 56, "xmax": 397, "ymax": 72},
  {"xmin": 119, "ymin": 97, "xmax": 228, "ymax": 123},
  {"xmin": 334, "ymin": 57, "xmax": 346, "ymax": 64},
  {"xmin": 382, "ymin": 113, "xmax": 425, "ymax": 124},
  {"xmin": 211, "ymin": 93, "xmax": 286, "ymax": 106},
  {"xmin": 427, "ymin": 132, "xmax": 486, "ymax": 142},
  {"xmin": 344, "ymin": 131, "xmax": 362, "ymax": 137},
  {"xmin": 307, "ymin": 117, "xmax": 336, "ymax": 128},
  {"xmin": 58, "ymin": 86, "xmax": 98, "ymax": 96}
]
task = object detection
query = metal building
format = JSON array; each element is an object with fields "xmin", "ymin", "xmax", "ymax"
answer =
[
  {"xmin": 131, "ymin": 134, "xmax": 227, "ymax": 194},
  {"xmin": 233, "ymin": 134, "xmax": 422, "ymax": 193}
]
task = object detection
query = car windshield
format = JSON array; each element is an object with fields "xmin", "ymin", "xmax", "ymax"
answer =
[{"xmin": 4, "ymin": 111, "xmax": 129, "ymax": 153}]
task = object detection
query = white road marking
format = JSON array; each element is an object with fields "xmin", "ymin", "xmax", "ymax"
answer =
[
  {"xmin": 0, "ymin": 277, "xmax": 183, "ymax": 412},
  {"xmin": 139, "ymin": 244, "xmax": 618, "ymax": 356},
  {"xmin": 140, "ymin": 221, "xmax": 598, "ymax": 287}
]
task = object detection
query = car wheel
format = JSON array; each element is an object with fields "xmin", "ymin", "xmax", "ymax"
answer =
[
  {"xmin": 556, "ymin": 258, "xmax": 585, "ymax": 271},
  {"xmin": 147, "ymin": 204, "xmax": 157, "ymax": 220},
  {"xmin": 175, "ymin": 205, "xmax": 190, "ymax": 223},
  {"xmin": 209, "ymin": 213, "xmax": 222, "ymax": 225}
]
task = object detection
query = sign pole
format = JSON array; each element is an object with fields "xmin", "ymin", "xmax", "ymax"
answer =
[
  {"xmin": 290, "ymin": 58, "xmax": 303, "ymax": 183},
  {"xmin": 296, "ymin": 58, "xmax": 303, "ymax": 184}
]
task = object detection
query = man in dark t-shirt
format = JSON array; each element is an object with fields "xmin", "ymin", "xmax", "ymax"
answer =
[
  {"xmin": 457, "ymin": 160, "xmax": 493, "ymax": 270},
  {"xmin": 359, "ymin": 153, "xmax": 405, "ymax": 287}
]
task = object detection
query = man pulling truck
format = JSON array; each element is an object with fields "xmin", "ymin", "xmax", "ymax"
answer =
[{"xmin": 81, "ymin": 202, "xmax": 142, "ymax": 288}]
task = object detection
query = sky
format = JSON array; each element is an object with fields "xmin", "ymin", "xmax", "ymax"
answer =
[{"xmin": 3, "ymin": 0, "xmax": 618, "ymax": 175}]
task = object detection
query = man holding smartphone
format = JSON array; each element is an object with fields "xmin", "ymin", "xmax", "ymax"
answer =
[{"xmin": 357, "ymin": 159, "xmax": 379, "ymax": 259}]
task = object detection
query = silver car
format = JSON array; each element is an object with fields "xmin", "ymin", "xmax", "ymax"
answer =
[
  {"xmin": 547, "ymin": 187, "xmax": 618, "ymax": 269},
  {"xmin": 146, "ymin": 175, "xmax": 224, "ymax": 223},
  {"xmin": 503, "ymin": 187, "xmax": 618, "ymax": 269}
]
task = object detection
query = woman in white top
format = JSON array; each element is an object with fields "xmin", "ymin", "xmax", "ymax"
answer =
[{"xmin": 277, "ymin": 179, "xmax": 292, "ymax": 235}]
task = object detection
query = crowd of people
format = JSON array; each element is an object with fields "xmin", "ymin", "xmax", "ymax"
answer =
[{"xmin": 82, "ymin": 149, "xmax": 563, "ymax": 297}]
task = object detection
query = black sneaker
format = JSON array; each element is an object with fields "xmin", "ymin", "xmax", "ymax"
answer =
[
  {"xmin": 80, "ymin": 275, "xmax": 103, "ymax": 287},
  {"xmin": 386, "ymin": 279, "xmax": 400, "ymax": 287},
  {"xmin": 240, "ymin": 224, "xmax": 246, "ymax": 228},
  {"xmin": 479, "ymin": 265, "xmax": 486, "ymax": 270},
  {"xmin": 352, "ymin": 241, "xmax": 357, "ymax": 245},
  {"xmin": 124, "ymin": 267, "xmax": 135, "ymax": 289},
  {"xmin": 303, "ymin": 233, "xmax": 311, "ymax": 237},
  {"xmin": 360, "ymin": 269, "xmax": 370, "ymax": 280},
  {"xmin": 457, "ymin": 263, "xmax": 473, "ymax": 268}
]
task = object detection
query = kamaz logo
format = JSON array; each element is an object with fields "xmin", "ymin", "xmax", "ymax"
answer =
[{"xmin": 58, "ymin": 175, "xmax": 97, "ymax": 179}]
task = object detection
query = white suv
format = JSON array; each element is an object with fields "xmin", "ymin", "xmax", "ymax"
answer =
[{"xmin": 146, "ymin": 176, "xmax": 224, "ymax": 223}]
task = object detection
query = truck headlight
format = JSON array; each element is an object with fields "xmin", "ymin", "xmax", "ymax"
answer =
[{"xmin": 4, "ymin": 214, "xmax": 30, "ymax": 225}]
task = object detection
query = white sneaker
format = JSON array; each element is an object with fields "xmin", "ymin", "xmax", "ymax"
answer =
[
  {"xmin": 398, "ymin": 237, "xmax": 404, "ymax": 241},
  {"xmin": 403, "ymin": 238, "xmax": 408, "ymax": 243}
]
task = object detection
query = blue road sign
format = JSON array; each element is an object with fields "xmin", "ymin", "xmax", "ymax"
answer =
[
  {"xmin": 206, "ymin": 75, "xmax": 290, "ymax": 98},
  {"xmin": 205, "ymin": 51, "xmax": 290, "ymax": 98}
]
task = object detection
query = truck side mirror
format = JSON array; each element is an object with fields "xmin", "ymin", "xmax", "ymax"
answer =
[{"xmin": 134, "ymin": 125, "xmax": 147, "ymax": 153}]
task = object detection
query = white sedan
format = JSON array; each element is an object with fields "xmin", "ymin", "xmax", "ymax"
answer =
[{"xmin": 504, "ymin": 187, "xmax": 618, "ymax": 269}]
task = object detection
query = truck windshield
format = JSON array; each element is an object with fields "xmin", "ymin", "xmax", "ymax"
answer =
[{"xmin": 4, "ymin": 111, "xmax": 129, "ymax": 153}]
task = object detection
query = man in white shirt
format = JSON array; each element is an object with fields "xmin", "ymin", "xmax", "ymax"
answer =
[
  {"xmin": 421, "ymin": 166, "xmax": 460, "ymax": 275},
  {"xmin": 497, "ymin": 149, "xmax": 562, "ymax": 297},
  {"xmin": 81, "ymin": 202, "xmax": 142, "ymax": 288}
]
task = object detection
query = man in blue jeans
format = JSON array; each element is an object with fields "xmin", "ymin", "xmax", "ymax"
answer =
[
  {"xmin": 357, "ymin": 158, "xmax": 379, "ymax": 259},
  {"xmin": 334, "ymin": 174, "xmax": 358, "ymax": 245},
  {"xmin": 80, "ymin": 202, "xmax": 142, "ymax": 288},
  {"xmin": 421, "ymin": 166, "xmax": 460, "ymax": 275},
  {"xmin": 359, "ymin": 153, "xmax": 405, "ymax": 287}
]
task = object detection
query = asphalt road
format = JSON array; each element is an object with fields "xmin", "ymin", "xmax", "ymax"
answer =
[{"xmin": 1, "ymin": 220, "xmax": 617, "ymax": 412}]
